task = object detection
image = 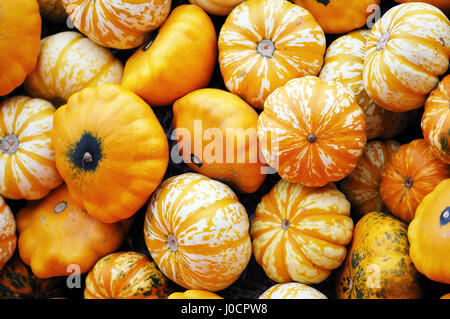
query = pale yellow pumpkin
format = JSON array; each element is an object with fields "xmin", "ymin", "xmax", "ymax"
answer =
[{"xmin": 25, "ymin": 31, "xmax": 123, "ymax": 105}]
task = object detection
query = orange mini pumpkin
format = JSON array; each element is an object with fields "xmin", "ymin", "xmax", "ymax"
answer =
[
  {"xmin": 293, "ymin": 0, "xmax": 380, "ymax": 34},
  {"xmin": 51, "ymin": 84, "xmax": 169, "ymax": 223},
  {"xmin": 121, "ymin": 5, "xmax": 217, "ymax": 106},
  {"xmin": 0, "ymin": 97, "xmax": 63, "ymax": 200},
  {"xmin": 259, "ymin": 283, "xmax": 327, "ymax": 299},
  {"xmin": 363, "ymin": 3, "xmax": 450, "ymax": 112},
  {"xmin": 421, "ymin": 75, "xmax": 450, "ymax": 164},
  {"xmin": 0, "ymin": 197, "xmax": 16, "ymax": 270},
  {"xmin": 0, "ymin": 0, "xmax": 41, "ymax": 96},
  {"xmin": 25, "ymin": 31, "xmax": 124, "ymax": 106},
  {"xmin": 85, "ymin": 252, "xmax": 169, "ymax": 299},
  {"xmin": 144, "ymin": 173, "xmax": 252, "ymax": 291},
  {"xmin": 340, "ymin": 140, "xmax": 400, "ymax": 219},
  {"xmin": 189, "ymin": 0, "xmax": 244, "ymax": 15},
  {"xmin": 319, "ymin": 29, "xmax": 412, "ymax": 140},
  {"xmin": 16, "ymin": 184, "xmax": 131, "ymax": 278},
  {"xmin": 257, "ymin": 76, "xmax": 366, "ymax": 187},
  {"xmin": 63, "ymin": 0, "xmax": 171, "ymax": 49},
  {"xmin": 218, "ymin": 0, "xmax": 326, "ymax": 109},
  {"xmin": 251, "ymin": 179, "xmax": 354, "ymax": 284},
  {"xmin": 168, "ymin": 290, "xmax": 223, "ymax": 299},
  {"xmin": 380, "ymin": 139, "xmax": 450, "ymax": 223},
  {"xmin": 408, "ymin": 178, "xmax": 450, "ymax": 284},
  {"xmin": 172, "ymin": 88, "xmax": 266, "ymax": 193}
]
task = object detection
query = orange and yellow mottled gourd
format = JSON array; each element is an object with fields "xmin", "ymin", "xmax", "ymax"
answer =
[
  {"xmin": 319, "ymin": 29, "xmax": 412, "ymax": 140},
  {"xmin": 257, "ymin": 76, "xmax": 366, "ymax": 187},
  {"xmin": 16, "ymin": 184, "xmax": 131, "ymax": 278},
  {"xmin": 421, "ymin": 75, "xmax": 450, "ymax": 164},
  {"xmin": 0, "ymin": 255, "xmax": 61, "ymax": 299},
  {"xmin": 62, "ymin": 0, "xmax": 171, "ymax": 49},
  {"xmin": 0, "ymin": 198, "xmax": 15, "ymax": 271},
  {"xmin": 408, "ymin": 179, "xmax": 450, "ymax": 284},
  {"xmin": 340, "ymin": 140, "xmax": 400, "ymax": 219},
  {"xmin": 51, "ymin": 84, "xmax": 169, "ymax": 223},
  {"xmin": 25, "ymin": 32, "xmax": 123, "ymax": 106},
  {"xmin": 0, "ymin": 0, "xmax": 41, "ymax": 96},
  {"xmin": 38, "ymin": 0, "xmax": 67, "ymax": 23},
  {"xmin": 259, "ymin": 283, "xmax": 327, "ymax": 299},
  {"xmin": 336, "ymin": 212, "xmax": 423, "ymax": 299},
  {"xmin": 144, "ymin": 173, "xmax": 252, "ymax": 291},
  {"xmin": 293, "ymin": 0, "xmax": 380, "ymax": 34},
  {"xmin": 250, "ymin": 179, "xmax": 354, "ymax": 284},
  {"xmin": 85, "ymin": 252, "xmax": 169, "ymax": 299},
  {"xmin": 363, "ymin": 3, "xmax": 450, "ymax": 112},
  {"xmin": 121, "ymin": 5, "xmax": 217, "ymax": 106},
  {"xmin": 441, "ymin": 293, "xmax": 450, "ymax": 299},
  {"xmin": 172, "ymin": 88, "xmax": 266, "ymax": 193},
  {"xmin": 0, "ymin": 97, "xmax": 62, "ymax": 200},
  {"xmin": 168, "ymin": 290, "xmax": 223, "ymax": 299},
  {"xmin": 218, "ymin": 0, "xmax": 326, "ymax": 109},
  {"xmin": 380, "ymin": 139, "xmax": 450, "ymax": 223}
]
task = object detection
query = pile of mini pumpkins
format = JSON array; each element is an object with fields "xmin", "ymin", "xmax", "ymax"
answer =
[{"xmin": 0, "ymin": 0, "xmax": 449, "ymax": 300}]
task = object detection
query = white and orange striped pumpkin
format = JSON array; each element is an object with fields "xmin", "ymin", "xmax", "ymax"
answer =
[
  {"xmin": 340, "ymin": 140, "xmax": 400, "ymax": 219},
  {"xmin": 0, "ymin": 197, "xmax": 16, "ymax": 270},
  {"xmin": 62, "ymin": 0, "xmax": 171, "ymax": 49},
  {"xmin": 0, "ymin": 97, "xmax": 62, "ymax": 200},
  {"xmin": 259, "ymin": 283, "xmax": 327, "ymax": 299},
  {"xmin": 25, "ymin": 31, "xmax": 123, "ymax": 106},
  {"xmin": 319, "ymin": 29, "xmax": 411, "ymax": 140},
  {"xmin": 144, "ymin": 173, "xmax": 252, "ymax": 291},
  {"xmin": 250, "ymin": 179, "xmax": 354, "ymax": 284},
  {"xmin": 421, "ymin": 75, "xmax": 450, "ymax": 164},
  {"xmin": 257, "ymin": 76, "xmax": 366, "ymax": 187},
  {"xmin": 218, "ymin": 0, "xmax": 326, "ymax": 109},
  {"xmin": 363, "ymin": 2, "xmax": 450, "ymax": 112},
  {"xmin": 189, "ymin": 0, "xmax": 244, "ymax": 15}
]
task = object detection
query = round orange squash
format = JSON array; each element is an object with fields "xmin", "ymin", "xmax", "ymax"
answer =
[
  {"xmin": 395, "ymin": 0, "xmax": 450, "ymax": 12},
  {"xmin": 168, "ymin": 290, "xmax": 223, "ymax": 299},
  {"xmin": 421, "ymin": 75, "xmax": 450, "ymax": 164},
  {"xmin": 121, "ymin": 5, "xmax": 217, "ymax": 106},
  {"xmin": 62, "ymin": 0, "xmax": 171, "ymax": 49},
  {"xmin": 257, "ymin": 76, "xmax": 366, "ymax": 187},
  {"xmin": 408, "ymin": 178, "xmax": 450, "ymax": 284},
  {"xmin": 218, "ymin": 0, "xmax": 326, "ymax": 109},
  {"xmin": 0, "ymin": 97, "xmax": 63, "ymax": 200},
  {"xmin": 259, "ymin": 283, "xmax": 327, "ymax": 299},
  {"xmin": 319, "ymin": 29, "xmax": 412, "ymax": 140},
  {"xmin": 441, "ymin": 293, "xmax": 450, "ymax": 299},
  {"xmin": 336, "ymin": 212, "xmax": 423, "ymax": 299},
  {"xmin": 16, "ymin": 184, "xmax": 132, "ymax": 278},
  {"xmin": 172, "ymin": 88, "xmax": 266, "ymax": 194},
  {"xmin": 363, "ymin": 2, "xmax": 450, "ymax": 112},
  {"xmin": 38, "ymin": 0, "xmax": 67, "ymax": 23},
  {"xmin": 340, "ymin": 140, "xmax": 400, "ymax": 219},
  {"xmin": 85, "ymin": 251, "xmax": 169, "ymax": 299},
  {"xmin": 144, "ymin": 173, "xmax": 252, "ymax": 291},
  {"xmin": 0, "ymin": 197, "xmax": 15, "ymax": 271},
  {"xmin": 0, "ymin": 0, "xmax": 41, "ymax": 96},
  {"xmin": 250, "ymin": 179, "xmax": 354, "ymax": 284},
  {"xmin": 25, "ymin": 31, "xmax": 123, "ymax": 106},
  {"xmin": 51, "ymin": 84, "xmax": 169, "ymax": 223},
  {"xmin": 293, "ymin": 0, "xmax": 380, "ymax": 34},
  {"xmin": 189, "ymin": 0, "xmax": 244, "ymax": 15},
  {"xmin": 380, "ymin": 139, "xmax": 450, "ymax": 223}
]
